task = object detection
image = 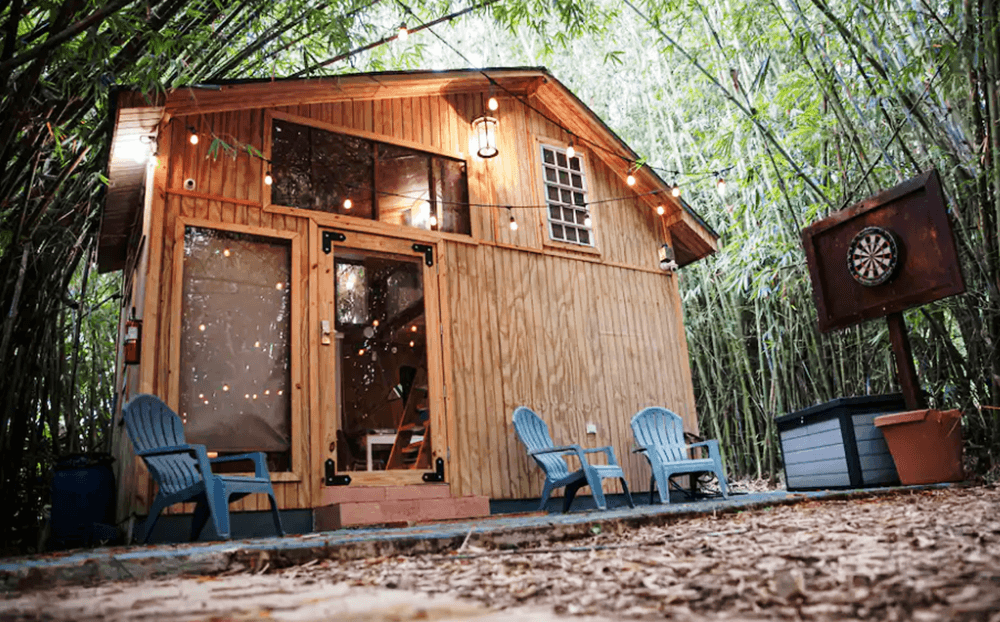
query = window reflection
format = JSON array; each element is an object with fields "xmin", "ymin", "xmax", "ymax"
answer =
[{"xmin": 179, "ymin": 226, "xmax": 292, "ymax": 470}]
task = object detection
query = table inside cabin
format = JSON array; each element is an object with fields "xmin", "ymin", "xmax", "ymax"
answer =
[{"xmin": 363, "ymin": 430, "xmax": 396, "ymax": 471}]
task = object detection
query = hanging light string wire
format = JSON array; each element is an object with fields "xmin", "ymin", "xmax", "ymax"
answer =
[{"xmin": 394, "ymin": 0, "xmax": 734, "ymax": 184}]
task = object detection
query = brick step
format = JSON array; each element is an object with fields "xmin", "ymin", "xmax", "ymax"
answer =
[
  {"xmin": 319, "ymin": 483, "xmax": 453, "ymax": 506},
  {"xmin": 314, "ymin": 494, "xmax": 490, "ymax": 530}
]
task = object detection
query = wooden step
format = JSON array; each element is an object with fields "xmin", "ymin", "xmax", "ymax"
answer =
[
  {"xmin": 319, "ymin": 484, "xmax": 451, "ymax": 506},
  {"xmin": 314, "ymin": 494, "xmax": 490, "ymax": 530}
]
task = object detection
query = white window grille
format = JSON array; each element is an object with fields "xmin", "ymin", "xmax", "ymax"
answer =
[{"xmin": 540, "ymin": 144, "xmax": 591, "ymax": 246}]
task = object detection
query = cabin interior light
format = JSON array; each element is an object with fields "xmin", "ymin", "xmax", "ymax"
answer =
[{"xmin": 472, "ymin": 115, "xmax": 499, "ymax": 159}]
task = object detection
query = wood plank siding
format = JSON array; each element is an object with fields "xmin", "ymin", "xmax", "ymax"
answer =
[{"xmin": 115, "ymin": 83, "xmax": 701, "ymax": 518}]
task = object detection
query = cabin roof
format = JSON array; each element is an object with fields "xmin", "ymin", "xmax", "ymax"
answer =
[{"xmin": 100, "ymin": 67, "xmax": 718, "ymax": 272}]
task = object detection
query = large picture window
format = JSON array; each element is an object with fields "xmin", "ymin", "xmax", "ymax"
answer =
[
  {"xmin": 178, "ymin": 226, "xmax": 292, "ymax": 471},
  {"xmin": 540, "ymin": 144, "xmax": 592, "ymax": 246},
  {"xmin": 271, "ymin": 119, "xmax": 470, "ymax": 235}
]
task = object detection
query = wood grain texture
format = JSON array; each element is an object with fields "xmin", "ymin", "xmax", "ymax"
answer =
[{"xmin": 117, "ymin": 85, "xmax": 704, "ymax": 515}]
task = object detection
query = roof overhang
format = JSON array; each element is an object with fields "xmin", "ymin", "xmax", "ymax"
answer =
[{"xmin": 99, "ymin": 68, "xmax": 718, "ymax": 271}]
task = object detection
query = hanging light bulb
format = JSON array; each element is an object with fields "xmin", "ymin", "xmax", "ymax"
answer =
[
  {"xmin": 717, "ymin": 175, "xmax": 727, "ymax": 195},
  {"xmin": 508, "ymin": 207, "xmax": 518, "ymax": 231},
  {"xmin": 626, "ymin": 166, "xmax": 637, "ymax": 186},
  {"xmin": 397, "ymin": 23, "xmax": 408, "ymax": 40},
  {"xmin": 264, "ymin": 171, "xmax": 273, "ymax": 186},
  {"xmin": 488, "ymin": 96, "xmax": 499, "ymax": 111},
  {"xmin": 343, "ymin": 198, "xmax": 353, "ymax": 210},
  {"xmin": 428, "ymin": 212, "xmax": 438, "ymax": 228},
  {"xmin": 656, "ymin": 205, "xmax": 665, "ymax": 215},
  {"xmin": 671, "ymin": 183, "xmax": 681, "ymax": 197},
  {"xmin": 565, "ymin": 138, "xmax": 575, "ymax": 159},
  {"xmin": 584, "ymin": 214, "xmax": 592, "ymax": 228},
  {"xmin": 188, "ymin": 127, "xmax": 199, "ymax": 145}
]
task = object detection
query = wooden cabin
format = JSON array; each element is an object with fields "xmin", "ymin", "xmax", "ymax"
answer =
[{"xmin": 100, "ymin": 67, "xmax": 718, "ymax": 532}]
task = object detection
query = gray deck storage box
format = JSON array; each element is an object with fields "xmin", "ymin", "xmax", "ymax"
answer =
[{"xmin": 777, "ymin": 394, "xmax": 907, "ymax": 491}]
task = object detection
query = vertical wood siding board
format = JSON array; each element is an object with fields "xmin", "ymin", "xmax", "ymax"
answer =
[
  {"xmin": 670, "ymin": 275, "xmax": 700, "ymax": 433},
  {"xmin": 494, "ymin": 106, "xmax": 515, "ymax": 248},
  {"xmin": 657, "ymin": 274, "xmax": 685, "ymax": 419},
  {"xmin": 316, "ymin": 225, "xmax": 336, "ymax": 502},
  {"xmin": 453, "ymin": 244, "xmax": 477, "ymax": 496},
  {"xmin": 247, "ymin": 203, "xmax": 261, "ymax": 228},
  {"xmin": 524, "ymin": 251, "xmax": 550, "ymax": 497},
  {"xmin": 429, "ymin": 96, "xmax": 441, "ymax": 149},
  {"xmin": 464, "ymin": 94, "xmax": 490, "ymax": 244},
  {"xmin": 435, "ymin": 243, "xmax": 458, "ymax": 494},
  {"xmin": 353, "ymin": 100, "xmax": 365, "ymax": 131},
  {"xmin": 291, "ymin": 224, "xmax": 306, "ymax": 509},
  {"xmin": 492, "ymin": 247, "xmax": 519, "ymax": 497},
  {"xmin": 419, "ymin": 96, "xmax": 430, "ymax": 146},
  {"xmin": 306, "ymin": 221, "xmax": 321, "ymax": 507},
  {"xmin": 445, "ymin": 244, "xmax": 468, "ymax": 495},
  {"xmin": 391, "ymin": 98, "xmax": 403, "ymax": 140},
  {"xmin": 477, "ymin": 245, "xmax": 508, "ymax": 498},
  {"xmin": 541, "ymin": 254, "xmax": 567, "ymax": 436},
  {"xmin": 512, "ymin": 248, "xmax": 538, "ymax": 499},
  {"xmin": 235, "ymin": 110, "xmax": 251, "ymax": 203},
  {"xmin": 468, "ymin": 245, "xmax": 492, "ymax": 497},
  {"xmin": 599, "ymin": 166, "xmax": 621, "ymax": 265},
  {"xmin": 620, "ymin": 266, "xmax": 654, "ymax": 484},
  {"xmin": 497, "ymin": 248, "xmax": 527, "ymax": 497},
  {"xmin": 440, "ymin": 96, "xmax": 454, "ymax": 159},
  {"xmin": 331, "ymin": 102, "xmax": 343, "ymax": 128},
  {"xmin": 516, "ymin": 101, "xmax": 541, "ymax": 250},
  {"xmin": 640, "ymin": 271, "xmax": 671, "ymax": 410},
  {"xmin": 372, "ymin": 100, "xmax": 382, "ymax": 136},
  {"xmin": 401, "ymin": 97, "xmax": 413, "ymax": 143},
  {"xmin": 480, "ymin": 246, "xmax": 513, "ymax": 498},
  {"xmin": 602, "ymin": 263, "xmax": 637, "ymax": 483}
]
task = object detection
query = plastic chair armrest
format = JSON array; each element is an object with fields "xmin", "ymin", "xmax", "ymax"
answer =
[
  {"xmin": 138, "ymin": 444, "xmax": 195, "ymax": 458},
  {"xmin": 582, "ymin": 445, "xmax": 619, "ymax": 465}
]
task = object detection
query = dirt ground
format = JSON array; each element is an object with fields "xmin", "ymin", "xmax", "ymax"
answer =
[{"xmin": 2, "ymin": 485, "xmax": 999, "ymax": 621}]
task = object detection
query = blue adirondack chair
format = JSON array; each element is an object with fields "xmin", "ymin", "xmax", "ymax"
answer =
[
  {"xmin": 630, "ymin": 407, "xmax": 729, "ymax": 504},
  {"xmin": 513, "ymin": 406, "xmax": 634, "ymax": 512},
  {"xmin": 122, "ymin": 394, "xmax": 284, "ymax": 542}
]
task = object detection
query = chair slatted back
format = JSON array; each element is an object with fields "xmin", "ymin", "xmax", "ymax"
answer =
[
  {"xmin": 122, "ymin": 394, "xmax": 203, "ymax": 495},
  {"xmin": 513, "ymin": 407, "xmax": 571, "ymax": 480},
  {"xmin": 631, "ymin": 407, "xmax": 688, "ymax": 463}
]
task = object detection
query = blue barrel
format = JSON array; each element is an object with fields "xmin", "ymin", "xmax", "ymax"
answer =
[{"xmin": 49, "ymin": 453, "xmax": 117, "ymax": 549}]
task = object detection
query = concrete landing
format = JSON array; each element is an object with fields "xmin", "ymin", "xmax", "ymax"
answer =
[{"xmin": 0, "ymin": 484, "xmax": 953, "ymax": 592}]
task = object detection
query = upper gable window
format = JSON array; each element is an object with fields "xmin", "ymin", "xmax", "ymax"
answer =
[
  {"xmin": 540, "ymin": 144, "xmax": 591, "ymax": 246},
  {"xmin": 271, "ymin": 119, "xmax": 470, "ymax": 235}
]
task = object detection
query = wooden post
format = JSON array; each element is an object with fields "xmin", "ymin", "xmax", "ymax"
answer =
[{"xmin": 886, "ymin": 312, "xmax": 925, "ymax": 410}]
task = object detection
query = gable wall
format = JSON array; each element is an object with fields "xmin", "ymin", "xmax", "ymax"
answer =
[{"xmin": 121, "ymin": 87, "xmax": 697, "ymax": 514}]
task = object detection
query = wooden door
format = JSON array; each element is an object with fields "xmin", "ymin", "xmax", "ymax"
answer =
[{"xmin": 315, "ymin": 228, "xmax": 448, "ymax": 487}]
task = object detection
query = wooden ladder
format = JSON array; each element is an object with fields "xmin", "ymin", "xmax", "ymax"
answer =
[{"xmin": 386, "ymin": 368, "xmax": 432, "ymax": 470}]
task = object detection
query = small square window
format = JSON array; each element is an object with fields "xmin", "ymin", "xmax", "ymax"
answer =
[{"xmin": 540, "ymin": 144, "xmax": 591, "ymax": 247}]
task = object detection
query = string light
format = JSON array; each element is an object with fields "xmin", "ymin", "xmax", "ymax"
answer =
[
  {"xmin": 188, "ymin": 127, "xmax": 199, "ymax": 145},
  {"xmin": 397, "ymin": 23, "xmax": 409, "ymax": 40},
  {"xmin": 656, "ymin": 205, "xmax": 665, "ymax": 215},
  {"xmin": 716, "ymin": 174, "xmax": 727, "ymax": 195},
  {"xmin": 343, "ymin": 198, "xmax": 353, "ymax": 210},
  {"xmin": 584, "ymin": 214, "xmax": 592, "ymax": 227},
  {"xmin": 428, "ymin": 212, "xmax": 438, "ymax": 228},
  {"xmin": 507, "ymin": 207, "xmax": 518, "ymax": 231},
  {"xmin": 626, "ymin": 166, "xmax": 637, "ymax": 186},
  {"xmin": 671, "ymin": 184, "xmax": 681, "ymax": 197},
  {"xmin": 264, "ymin": 170, "xmax": 273, "ymax": 186},
  {"xmin": 487, "ymin": 96, "xmax": 498, "ymax": 111},
  {"xmin": 565, "ymin": 137, "xmax": 575, "ymax": 159}
]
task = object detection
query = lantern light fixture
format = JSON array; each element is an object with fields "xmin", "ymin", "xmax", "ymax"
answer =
[
  {"xmin": 658, "ymin": 243, "xmax": 678, "ymax": 272},
  {"xmin": 472, "ymin": 115, "xmax": 499, "ymax": 159}
]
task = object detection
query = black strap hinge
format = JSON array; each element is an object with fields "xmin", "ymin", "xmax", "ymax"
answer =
[{"xmin": 322, "ymin": 231, "xmax": 347, "ymax": 254}]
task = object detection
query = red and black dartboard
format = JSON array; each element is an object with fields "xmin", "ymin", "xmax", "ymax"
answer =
[{"xmin": 847, "ymin": 226, "xmax": 900, "ymax": 286}]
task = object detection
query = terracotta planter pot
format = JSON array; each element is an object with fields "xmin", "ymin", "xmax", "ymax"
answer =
[{"xmin": 874, "ymin": 409, "xmax": 964, "ymax": 485}]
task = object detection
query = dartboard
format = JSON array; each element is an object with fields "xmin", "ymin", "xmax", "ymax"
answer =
[{"xmin": 847, "ymin": 226, "xmax": 899, "ymax": 286}]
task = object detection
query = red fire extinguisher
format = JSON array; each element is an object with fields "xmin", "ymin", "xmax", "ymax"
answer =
[{"xmin": 124, "ymin": 317, "xmax": 142, "ymax": 365}]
